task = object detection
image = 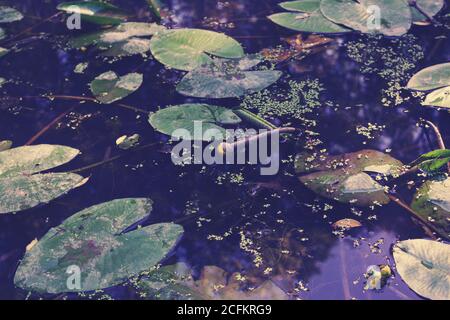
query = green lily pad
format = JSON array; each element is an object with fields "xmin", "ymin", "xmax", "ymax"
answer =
[
  {"xmin": 296, "ymin": 150, "xmax": 403, "ymax": 206},
  {"xmin": 176, "ymin": 58, "xmax": 282, "ymax": 98},
  {"xmin": 411, "ymin": 177, "xmax": 450, "ymax": 239},
  {"xmin": 0, "ymin": 6, "xmax": 23, "ymax": 23},
  {"xmin": 14, "ymin": 198, "xmax": 184, "ymax": 293},
  {"xmin": 136, "ymin": 263, "xmax": 288, "ymax": 300},
  {"xmin": 407, "ymin": 63, "xmax": 450, "ymax": 91},
  {"xmin": 149, "ymin": 104, "xmax": 241, "ymax": 141},
  {"xmin": 149, "ymin": 28, "xmax": 245, "ymax": 71},
  {"xmin": 320, "ymin": 0, "xmax": 412, "ymax": 36},
  {"xmin": 0, "ymin": 144, "xmax": 80, "ymax": 178},
  {"xmin": 57, "ymin": 1, "xmax": 127, "ymax": 25},
  {"xmin": 0, "ymin": 27, "xmax": 5, "ymax": 40},
  {"xmin": 0, "ymin": 145, "xmax": 84, "ymax": 214},
  {"xmin": 268, "ymin": 0, "xmax": 351, "ymax": 33},
  {"xmin": 90, "ymin": 71, "xmax": 143, "ymax": 104},
  {"xmin": 411, "ymin": 0, "xmax": 444, "ymax": 24},
  {"xmin": 70, "ymin": 22, "xmax": 165, "ymax": 57},
  {"xmin": 0, "ymin": 173, "xmax": 85, "ymax": 214},
  {"xmin": 422, "ymin": 86, "xmax": 450, "ymax": 109},
  {"xmin": 393, "ymin": 239, "xmax": 450, "ymax": 300}
]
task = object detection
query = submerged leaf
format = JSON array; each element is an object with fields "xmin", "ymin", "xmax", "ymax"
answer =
[
  {"xmin": 176, "ymin": 58, "xmax": 282, "ymax": 98},
  {"xmin": 90, "ymin": 71, "xmax": 143, "ymax": 104},
  {"xmin": 57, "ymin": 1, "xmax": 127, "ymax": 25},
  {"xmin": 149, "ymin": 28, "xmax": 245, "ymax": 71},
  {"xmin": 14, "ymin": 198, "xmax": 184, "ymax": 293},
  {"xmin": 0, "ymin": 47, "xmax": 8, "ymax": 58},
  {"xmin": 268, "ymin": 0, "xmax": 351, "ymax": 33},
  {"xmin": 296, "ymin": 150, "xmax": 403, "ymax": 206},
  {"xmin": 411, "ymin": 178, "xmax": 450, "ymax": 239},
  {"xmin": 332, "ymin": 218, "xmax": 362, "ymax": 229},
  {"xmin": 393, "ymin": 239, "xmax": 450, "ymax": 300},
  {"xmin": 407, "ymin": 63, "xmax": 450, "ymax": 91},
  {"xmin": 137, "ymin": 263, "xmax": 288, "ymax": 300},
  {"xmin": 149, "ymin": 104, "xmax": 241, "ymax": 141},
  {"xmin": 116, "ymin": 134, "xmax": 140, "ymax": 150},
  {"xmin": 320, "ymin": 0, "xmax": 412, "ymax": 36}
]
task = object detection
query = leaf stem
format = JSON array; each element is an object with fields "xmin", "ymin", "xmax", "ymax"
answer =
[
  {"xmin": 25, "ymin": 106, "xmax": 75, "ymax": 145},
  {"xmin": 387, "ymin": 194, "xmax": 440, "ymax": 239},
  {"xmin": 408, "ymin": 0, "xmax": 442, "ymax": 27},
  {"xmin": 70, "ymin": 142, "xmax": 160, "ymax": 173},
  {"xmin": 234, "ymin": 109, "xmax": 278, "ymax": 130}
]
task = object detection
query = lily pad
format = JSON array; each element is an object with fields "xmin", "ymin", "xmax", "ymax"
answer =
[
  {"xmin": 411, "ymin": 0, "xmax": 444, "ymax": 25},
  {"xmin": 296, "ymin": 150, "xmax": 403, "ymax": 206},
  {"xmin": 411, "ymin": 177, "xmax": 450, "ymax": 239},
  {"xmin": 0, "ymin": 145, "xmax": 84, "ymax": 214},
  {"xmin": 393, "ymin": 239, "xmax": 450, "ymax": 300},
  {"xmin": 320, "ymin": 0, "xmax": 412, "ymax": 36},
  {"xmin": 136, "ymin": 263, "xmax": 288, "ymax": 300},
  {"xmin": 423, "ymin": 86, "xmax": 450, "ymax": 109},
  {"xmin": 90, "ymin": 71, "xmax": 143, "ymax": 104},
  {"xmin": 0, "ymin": 27, "xmax": 5, "ymax": 40},
  {"xmin": 149, "ymin": 104, "xmax": 241, "ymax": 141},
  {"xmin": 149, "ymin": 28, "xmax": 245, "ymax": 71},
  {"xmin": 70, "ymin": 22, "xmax": 165, "ymax": 57},
  {"xmin": 57, "ymin": 1, "xmax": 127, "ymax": 25},
  {"xmin": 407, "ymin": 63, "xmax": 450, "ymax": 91},
  {"xmin": 0, "ymin": 6, "xmax": 23, "ymax": 23},
  {"xmin": 268, "ymin": 0, "xmax": 351, "ymax": 33},
  {"xmin": 176, "ymin": 58, "xmax": 282, "ymax": 98},
  {"xmin": 0, "ymin": 173, "xmax": 85, "ymax": 214},
  {"xmin": 14, "ymin": 198, "xmax": 184, "ymax": 293},
  {"xmin": 0, "ymin": 144, "xmax": 80, "ymax": 178}
]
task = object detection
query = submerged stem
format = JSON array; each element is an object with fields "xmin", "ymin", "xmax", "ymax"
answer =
[{"xmin": 387, "ymin": 194, "xmax": 439, "ymax": 240}]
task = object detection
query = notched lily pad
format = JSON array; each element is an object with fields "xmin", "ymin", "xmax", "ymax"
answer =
[
  {"xmin": 149, "ymin": 103, "xmax": 241, "ymax": 141},
  {"xmin": 393, "ymin": 239, "xmax": 450, "ymax": 300},
  {"xmin": 0, "ymin": 145, "xmax": 84, "ymax": 214},
  {"xmin": 14, "ymin": 198, "xmax": 184, "ymax": 293},
  {"xmin": 320, "ymin": 0, "xmax": 412, "ymax": 36},
  {"xmin": 176, "ymin": 57, "xmax": 282, "ymax": 98},
  {"xmin": 411, "ymin": 177, "xmax": 450, "ymax": 239},
  {"xmin": 149, "ymin": 28, "xmax": 245, "ymax": 71},
  {"xmin": 90, "ymin": 71, "xmax": 143, "ymax": 104},
  {"xmin": 295, "ymin": 150, "xmax": 403, "ymax": 206},
  {"xmin": 268, "ymin": 0, "xmax": 351, "ymax": 33}
]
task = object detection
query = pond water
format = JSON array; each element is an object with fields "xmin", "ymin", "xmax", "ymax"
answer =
[{"xmin": 0, "ymin": 0, "xmax": 449, "ymax": 300}]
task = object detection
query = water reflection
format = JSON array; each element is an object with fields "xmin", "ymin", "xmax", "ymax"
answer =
[{"xmin": 0, "ymin": 0, "xmax": 448, "ymax": 300}]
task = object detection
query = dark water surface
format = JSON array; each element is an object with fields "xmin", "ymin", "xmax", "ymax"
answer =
[{"xmin": 0, "ymin": 0, "xmax": 449, "ymax": 300}]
